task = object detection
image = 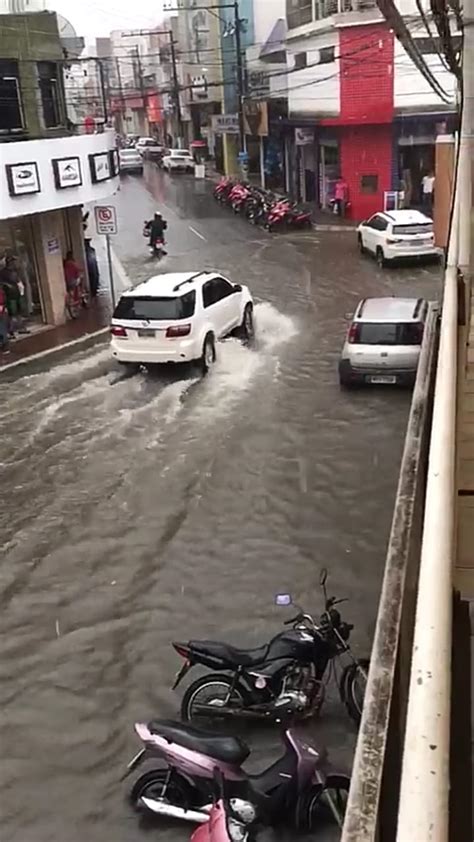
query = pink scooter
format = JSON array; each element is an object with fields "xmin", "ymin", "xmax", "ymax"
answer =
[{"xmin": 124, "ymin": 718, "xmax": 349, "ymax": 832}]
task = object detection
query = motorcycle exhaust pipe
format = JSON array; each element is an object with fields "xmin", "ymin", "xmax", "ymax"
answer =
[
  {"xmin": 193, "ymin": 703, "xmax": 270, "ymax": 720},
  {"xmin": 140, "ymin": 797, "xmax": 209, "ymax": 824}
]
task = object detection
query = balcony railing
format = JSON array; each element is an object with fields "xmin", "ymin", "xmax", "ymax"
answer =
[{"xmin": 286, "ymin": 0, "xmax": 378, "ymax": 29}]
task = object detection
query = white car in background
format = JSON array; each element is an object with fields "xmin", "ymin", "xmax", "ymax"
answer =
[
  {"xmin": 119, "ymin": 148, "xmax": 143, "ymax": 175},
  {"xmin": 110, "ymin": 271, "xmax": 254, "ymax": 373},
  {"xmin": 136, "ymin": 137, "xmax": 164, "ymax": 160},
  {"xmin": 357, "ymin": 209, "xmax": 440, "ymax": 267},
  {"xmin": 162, "ymin": 149, "xmax": 195, "ymax": 173}
]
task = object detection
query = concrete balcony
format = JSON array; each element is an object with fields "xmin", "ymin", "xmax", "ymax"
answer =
[{"xmin": 0, "ymin": 129, "xmax": 119, "ymax": 220}]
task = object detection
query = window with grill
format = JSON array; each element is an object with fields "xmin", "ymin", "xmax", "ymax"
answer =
[
  {"xmin": 294, "ymin": 52, "xmax": 307, "ymax": 69},
  {"xmin": 0, "ymin": 60, "xmax": 24, "ymax": 133},
  {"xmin": 319, "ymin": 46, "xmax": 335, "ymax": 64},
  {"xmin": 287, "ymin": 0, "xmax": 313, "ymax": 29},
  {"xmin": 37, "ymin": 61, "xmax": 63, "ymax": 128}
]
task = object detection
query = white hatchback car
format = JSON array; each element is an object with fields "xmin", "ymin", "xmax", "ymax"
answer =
[
  {"xmin": 110, "ymin": 271, "xmax": 254, "ymax": 372},
  {"xmin": 357, "ymin": 209, "xmax": 439, "ymax": 267},
  {"xmin": 162, "ymin": 149, "xmax": 195, "ymax": 173}
]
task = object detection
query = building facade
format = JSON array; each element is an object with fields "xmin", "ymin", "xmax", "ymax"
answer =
[
  {"xmin": 0, "ymin": 11, "xmax": 119, "ymax": 327},
  {"xmin": 284, "ymin": 0, "xmax": 457, "ymax": 218}
]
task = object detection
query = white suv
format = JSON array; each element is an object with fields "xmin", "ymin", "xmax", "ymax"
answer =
[
  {"xmin": 357, "ymin": 209, "xmax": 439, "ymax": 267},
  {"xmin": 162, "ymin": 149, "xmax": 195, "ymax": 172},
  {"xmin": 110, "ymin": 271, "xmax": 254, "ymax": 372}
]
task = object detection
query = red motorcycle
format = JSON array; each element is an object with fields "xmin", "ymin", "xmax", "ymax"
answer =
[
  {"xmin": 265, "ymin": 199, "xmax": 293, "ymax": 231},
  {"xmin": 228, "ymin": 183, "xmax": 251, "ymax": 213},
  {"xmin": 213, "ymin": 177, "xmax": 234, "ymax": 203}
]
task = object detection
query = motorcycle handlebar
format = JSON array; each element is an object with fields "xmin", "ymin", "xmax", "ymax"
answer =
[{"xmin": 284, "ymin": 614, "xmax": 303, "ymax": 626}]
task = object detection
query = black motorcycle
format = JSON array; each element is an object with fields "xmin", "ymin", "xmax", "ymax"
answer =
[{"xmin": 172, "ymin": 570, "xmax": 369, "ymax": 727}]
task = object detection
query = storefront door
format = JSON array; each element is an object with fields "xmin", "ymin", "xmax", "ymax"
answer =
[{"xmin": 0, "ymin": 217, "xmax": 44, "ymax": 322}]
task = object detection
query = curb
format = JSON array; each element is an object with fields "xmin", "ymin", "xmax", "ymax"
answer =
[{"xmin": 0, "ymin": 327, "xmax": 109, "ymax": 378}]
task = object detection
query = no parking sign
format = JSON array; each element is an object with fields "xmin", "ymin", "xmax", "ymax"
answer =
[{"xmin": 94, "ymin": 205, "xmax": 117, "ymax": 235}]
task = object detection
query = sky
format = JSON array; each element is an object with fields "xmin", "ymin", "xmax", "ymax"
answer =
[{"xmin": 47, "ymin": 0, "xmax": 164, "ymax": 41}]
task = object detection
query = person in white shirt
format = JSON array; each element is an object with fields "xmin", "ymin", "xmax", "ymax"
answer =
[{"xmin": 421, "ymin": 171, "xmax": 435, "ymax": 215}]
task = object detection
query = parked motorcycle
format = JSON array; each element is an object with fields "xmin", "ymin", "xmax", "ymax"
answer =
[
  {"xmin": 124, "ymin": 718, "xmax": 349, "ymax": 831},
  {"xmin": 173, "ymin": 569, "xmax": 368, "ymax": 726}
]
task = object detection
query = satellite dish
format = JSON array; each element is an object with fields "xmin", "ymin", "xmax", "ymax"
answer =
[{"xmin": 55, "ymin": 14, "xmax": 77, "ymax": 39}]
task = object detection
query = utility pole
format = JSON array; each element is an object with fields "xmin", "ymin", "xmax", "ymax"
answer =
[
  {"xmin": 233, "ymin": 0, "xmax": 245, "ymax": 153},
  {"xmin": 168, "ymin": 33, "xmax": 184, "ymax": 147},
  {"xmin": 133, "ymin": 46, "xmax": 149, "ymax": 134},
  {"xmin": 96, "ymin": 58, "xmax": 108, "ymax": 125},
  {"xmin": 115, "ymin": 56, "xmax": 125, "ymax": 134}
]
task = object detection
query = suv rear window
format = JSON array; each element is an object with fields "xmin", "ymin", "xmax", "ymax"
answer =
[
  {"xmin": 114, "ymin": 291, "xmax": 196, "ymax": 321},
  {"xmin": 392, "ymin": 223, "xmax": 433, "ymax": 235},
  {"xmin": 354, "ymin": 322, "xmax": 423, "ymax": 345}
]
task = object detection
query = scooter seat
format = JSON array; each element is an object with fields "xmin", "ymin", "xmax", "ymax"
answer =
[
  {"xmin": 189, "ymin": 639, "xmax": 269, "ymax": 667},
  {"xmin": 148, "ymin": 719, "xmax": 250, "ymax": 764}
]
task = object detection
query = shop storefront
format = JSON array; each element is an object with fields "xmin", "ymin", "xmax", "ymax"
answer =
[{"xmin": 0, "ymin": 216, "xmax": 44, "ymax": 326}]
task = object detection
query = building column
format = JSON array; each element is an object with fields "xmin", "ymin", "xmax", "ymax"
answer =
[
  {"xmin": 31, "ymin": 210, "xmax": 68, "ymax": 326},
  {"xmin": 434, "ymin": 134, "xmax": 455, "ymax": 250}
]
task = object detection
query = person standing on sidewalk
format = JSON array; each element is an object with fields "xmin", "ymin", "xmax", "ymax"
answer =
[
  {"xmin": 0, "ymin": 284, "xmax": 10, "ymax": 353},
  {"xmin": 0, "ymin": 254, "xmax": 29, "ymax": 337},
  {"xmin": 334, "ymin": 177, "xmax": 349, "ymax": 217},
  {"xmin": 421, "ymin": 170, "xmax": 435, "ymax": 216}
]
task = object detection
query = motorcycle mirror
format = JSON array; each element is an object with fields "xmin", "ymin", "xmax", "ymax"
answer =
[
  {"xmin": 275, "ymin": 593, "xmax": 292, "ymax": 606},
  {"xmin": 320, "ymin": 568, "xmax": 328, "ymax": 586}
]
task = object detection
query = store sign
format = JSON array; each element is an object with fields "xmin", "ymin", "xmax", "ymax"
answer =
[
  {"xmin": 46, "ymin": 237, "xmax": 60, "ymax": 255},
  {"xmin": 109, "ymin": 148, "xmax": 120, "ymax": 177},
  {"xmin": 6, "ymin": 162, "xmax": 40, "ymax": 196},
  {"xmin": 95, "ymin": 205, "xmax": 117, "ymax": 235},
  {"xmin": 211, "ymin": 114, "xmax": 239, "ymax": 135},
  {"xmin": 295, "ymin": 128, "xmax": 314, "ymax": 146},
  {"xmin": 52, "ymin": 156, "xmax": 82, "ymax": 189},
  {"xmin": 243, "ymin": 101, "xmax": 268, "ymax": 137},
  {"xmin": 89, "ymin": 152, "xmax": 111, "ymax": 184},
  {"xmin": 247, "ymin": 70, "xmax": 270, "ymax": 97}
]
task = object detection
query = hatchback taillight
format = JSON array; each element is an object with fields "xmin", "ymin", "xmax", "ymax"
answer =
[
  {"xmin": 166, "ymin": 324, "xmax": 191, "ymax": 338},
  {"xmin": 348, "ymin": 323, "xmax": 360, "ymax": 344},
  {"xmin": 111, "ymin": 325, "xmax": 127, "ymax": 337}
]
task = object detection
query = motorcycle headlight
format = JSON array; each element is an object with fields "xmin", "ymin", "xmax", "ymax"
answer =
[
  {"xmin": 229, "ymin": 799, "xmax": 257, "ymax": 824},
  {"xmin": 227, "ymin": 818, "xmax": 248, "ymax": 842}
]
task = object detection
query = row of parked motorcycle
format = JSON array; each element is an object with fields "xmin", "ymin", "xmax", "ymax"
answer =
[
  {"xmin": 123, "ymin": 569, "xmax": 369, "ymax": 842},
  {"xmin": 213, "ymin": 177, "xmax": 313, "ymax": 232}
]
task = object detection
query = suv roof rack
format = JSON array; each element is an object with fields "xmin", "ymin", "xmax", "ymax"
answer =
[{"xmin": 173, "ymin": 272, "xmax": 206, "ymax": 293}]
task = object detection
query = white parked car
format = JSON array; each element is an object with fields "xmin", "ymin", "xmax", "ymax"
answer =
[
  {"xmin": 136, "ymin": 137, "xmax": 164, "ymax": 159},
  {"xmin": 110, "ymin": 271, "xmax": 254, "ymax": 372},
  {"xmin": 162, "ymin": 149, "xmax": 195, "ymax": 173},
  {"xmin": 357, "ymin": 209, "xmax": 440, "ymax": 267},
  {"xmin": 119, "ymin": 148, "xmax": 143, "ymax": 175}
]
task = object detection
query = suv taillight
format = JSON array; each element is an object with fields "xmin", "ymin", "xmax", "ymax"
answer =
[
  {"xmin": 111, "ymin": 325, "xmax": 127, "ymax": 337},
  {"xmin": 166, "ymin": 324, "xmax": 191, "ymax": 338},
  {"xmin": 348, "ymin": 323, "xmax": 360, "ymax": 344}
]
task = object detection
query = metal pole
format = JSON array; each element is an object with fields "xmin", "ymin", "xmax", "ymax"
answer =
[
  {"xmin": 97, "ymin": 58, "xmax": 108, "ymax": 124},
  {"xmin": 134, "ymin": 46, "xmax": 148, "ymax": 134},
  {"xmin": 106, "ymin": 234, "xmax": 116, "ymax": 310},
  {"xmin": 233, "ymin": 0, "xmax": 245, "ymax": 153},
  {"xmin": 169, "ymin": 33, "xmax": 183, "ymax": 147},
  {"xmin": 116, "ymin": 56, "xmax": 125, "ymax": 133},
  {"xmin": 260, "ymin": 136, "xmax": 265, "ymax": 188}
]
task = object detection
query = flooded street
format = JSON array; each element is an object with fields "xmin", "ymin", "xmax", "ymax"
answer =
[{"xmin": 0, "ymin": 168, "xmax": 440, "ymax": 842}]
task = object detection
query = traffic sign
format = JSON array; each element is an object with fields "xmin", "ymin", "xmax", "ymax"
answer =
[{"xmin": 95, "ymin": 205, "xmax": 117, "ymax": 235}]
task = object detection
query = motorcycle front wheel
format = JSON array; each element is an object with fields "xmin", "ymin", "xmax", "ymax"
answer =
[
  {"xmin": 181, "ymin": 673, "xmax": 250, "ymax": 725},
  {"xmin": 296, "ymin": 775, "xmax": 350, "ymax": 831}
]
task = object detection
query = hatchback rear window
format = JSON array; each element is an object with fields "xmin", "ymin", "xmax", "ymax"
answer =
[
  {"xmin": 114, "ymin": 292, "xmax": 196, "ymax": 321},
  {"xmin": 353, "ymin": 322, "xmax": 423, "ymax": 345},
  {"xmin": 392, "ymin": 223, "xmax": 433, "ymax": 235}
]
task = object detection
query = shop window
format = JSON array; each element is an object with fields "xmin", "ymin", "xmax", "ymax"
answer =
[
  {"xmin": 315, "ymin": 0, "xmax": 338, "ymax": 19},
  {"xmin": 319, "ymin": 46, "xmax": 335, "ymax": 64},
  {"xmin": 287, "ymin": 0, "xmax": 313, "ymax": 29},
  {"xmin": 0, "ymin": 60, "xmax": 24, "ymax": 134},
  {"xmin": 37, "ymin": 61, "xmax": 63, "ymax": 128},
  {"xmin": 294, "ymin": 52, "xmax": 307, "ymax": 69},
  {"xmin": 360, "ymin": 174, "xmax": 378, "ymax": 194}
]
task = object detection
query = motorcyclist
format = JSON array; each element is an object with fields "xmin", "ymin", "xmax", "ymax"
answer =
[{"xmin": 146, "ymin": 212, "xmax": 167, "ymax": 253}]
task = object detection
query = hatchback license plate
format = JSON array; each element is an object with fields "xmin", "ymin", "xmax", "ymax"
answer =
[
  {"xmin": 370, "ymin": 375, "xmax": 396, "ymax": 384},
  {"xmin": 137, "ymin": 329, "xmax": 155, "ymax": 338}
]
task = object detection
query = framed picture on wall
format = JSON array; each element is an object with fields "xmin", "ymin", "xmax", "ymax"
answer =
[
  {"xmin": 89, "ymin": 152, "xmax": 111, "ymax": 183},
  {"xmin": 6, "ymin": 162, "xmax": 41, "ymax": 196},
  {"xmin": 52, "ymin": 156, "xmax": 82, "ymax": 189}
]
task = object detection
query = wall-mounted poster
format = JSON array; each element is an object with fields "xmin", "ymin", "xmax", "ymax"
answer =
[
  {"xmin": 6, "ymin": 162, "xmax": 41, "ymax": 196},
  {"xmin": 89, "ymin": 152, "xmax": 111, "ymax": 183},
  {"xmin": 52, "ymin": 156, "xmax": 82, "ymax": 189}
]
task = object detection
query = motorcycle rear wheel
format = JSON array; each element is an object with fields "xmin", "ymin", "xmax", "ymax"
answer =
[
  {"xmin": 181, "ymin": 673, "xmax": 250, "ymax": 725},
  {"xmin": 129, "ymin": 767, "xmax": 196, "ymax": 811}
]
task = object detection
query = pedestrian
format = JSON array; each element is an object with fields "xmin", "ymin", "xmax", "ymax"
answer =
[
  {"xmin": 84, "ymin": 239, "xmax": 100, "ymax": 297},
  {"xmin": 0, "ymin": 284, "xmax": 10, "ymax": 353},
  {"xmin": 421, "ymin": 170, "xmax": 435, "ymax": 216},
  {"xmin": 0, "ymin": 254, "xmax": 29, "ymax": 336},
  {"xmin": 334, "ymin": 176, "xmax": 349, "ymax": 217},
  {"xmin": 63, "ymin": 250, "xmax": 83, "ymax": 312}
]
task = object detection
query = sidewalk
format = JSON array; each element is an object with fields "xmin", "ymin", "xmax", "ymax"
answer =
[{"xmin": 0, "ymin": 299, "xmax": 111, "ymax": 373}]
